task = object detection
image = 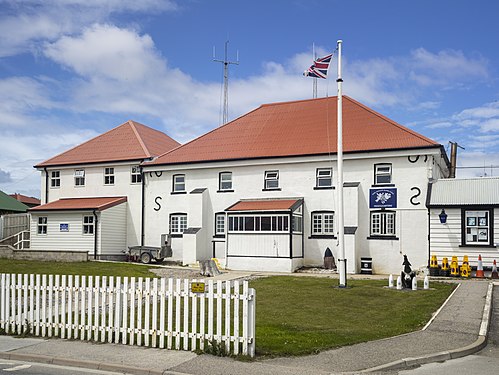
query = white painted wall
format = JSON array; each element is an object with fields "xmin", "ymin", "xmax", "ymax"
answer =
[
  {"xmin": 143, "ymin": 147, "xmax": 446, "ymax": 273},
  {"xmin": 100, "ymin": 202, "xmax": 127, "ymax": 255},
  {"xmin": 39, "ymin": 162, "xmax": 143, "ymax": 248}
]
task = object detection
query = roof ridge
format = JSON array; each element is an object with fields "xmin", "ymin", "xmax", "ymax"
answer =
[
  {"xmin": 260, "ymin": 96, "xmax": 330, "ymax": 108},
  {"xmin": 344, "ymin": 96, "xmax": 437, "ymax": 145},
  {"xmin": 149, "ymin": 105, "xmax": 264, "ymax": 163},
  {"xmin": 128, "ymin": 120, "xmax": 152, "ymax": 158}
]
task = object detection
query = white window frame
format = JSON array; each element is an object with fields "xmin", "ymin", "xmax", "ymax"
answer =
[
  {"xmin": 370, "ymin": 211, "xmax": 396, "ymax": 236},
  {"xmin": 219, "ymin": 172, "xmax": 233, "ymax": 191},
  {"xmin": 50, "ymin": 170, "xmax": 60, "ymax": 188},
  {"xmin": 173, "ymin": 174, "xmax": 186, "ymax": 192},
  {"xmin": 37, "ymin": 217, "xmax": 47, "ymax": 235},
  {"xmin": 170, "ymin": 213, "xmax": 188, "ymax": 234},
  {"xmin": 215, "ymin": 213, "xmax": 225, "ymax": 236},
  {"xmin": 264, "ymin": 170, "xmax": 279, "ymax": 190},
  {"xmin": 104, "ymin": 167, "xmax": 115, "ymax": 185},
  {"xmin": 83, "ymin": 215, "xmax": 94, "ymax": 235},
  {"xmin": 228, "ymin": 214, "xmax": 289, "ymax": 233},
  {"xmin": 131, "ymin": 165, "xmax": 142, "ymax": 184},
  {"xmin": 74, "ymin": 169, "xmax": 85, "ymax": 187},
  {"xmin": 311, "ymin": 212, "xmax": 335, "ymax": 236},
  {"xmin": 316, "ymin": 168, "xmax": 332, "ymax": 188},
  {"xmin": 374, "ymin": 163, "xmax": 392, "ymax": 185},
  {"xmin": 463, "ymin": 210, "xmax": 491, "ymax": 245}
]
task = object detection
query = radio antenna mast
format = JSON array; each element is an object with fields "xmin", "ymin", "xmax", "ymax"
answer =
[{"xmin": 213, "ymin": 40, "xmax": 239, "ymax": 125}]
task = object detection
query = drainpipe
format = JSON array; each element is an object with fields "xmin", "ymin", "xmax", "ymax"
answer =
[
  {"xmin": 93, "ymin": 210, "xmax": 98, "ymax": 260},
  {"xmin": 43, "ymin": 167, "xmax": 49, "ymax": 204},
  {"xmin": 140, "ymin": 165, "xmax": 145, "ymax": 247},
  {"xmin": 427, "ymin": 209, "xmax": 431, "ymax": 270}
]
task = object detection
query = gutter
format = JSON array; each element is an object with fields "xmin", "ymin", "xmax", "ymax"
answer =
[{"xmin": 93, "ymin": 210, "xmax": 98, "ymax": 260}]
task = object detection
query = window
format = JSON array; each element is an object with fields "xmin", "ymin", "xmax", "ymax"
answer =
[
  {"xmin": 292, "ymin": 215, "xmax": 303, "ymax": 233},
  {"xmin": 172, "ymin": 174, "xmax": 185, "ymax": 193},
  {"xmin": 74, "ymin": 169, "xmax": 85, "ymax": 186},
  {"xmin": 131, "ymin": 166, "xmax": 142, "ymax": 184},
  {"xmin": 463, "ymin": 210, "xmax": 492, "ymax": 245},
  {"xmin": 228, "ymin": 215, "xmax": 289, "ymax": 232},
  {"xmin": 311, "ymin": 212, "xmax": 335, "ymax": 236},
  {"xmin": 264, "ymin": 170, "xmax": 279, "ymax": 190},
  {"xmin": 170, "ymin": 214, "xmax": 188, "ymax": 234},
  {"xmin": 37, "ymin": 217, "xmax": 47, "ymax": 235},
  {"xmin": 219, "ymin": 172, "xmax": 233, "ymax": 191},
  {"xmin": 374, "ymin": 163, "xmax": 392, "ymax": 185},
  {"xmin": 316, "ymin": 168, "xmax": 332, "ymax": 188},
  {"xmin": 370, "ymin": 211, "xmax": 396, "ymax": 236},
  {"xmin": 83, "ymin": 216, "xmax": 94, "ymax": 235},
  {"xmin": 104, "ymin": 167, "xmax": 115, "ymax": 185},
  {"xmin": 50, "ymin": 171, "xmax": 60, "ymax": 188},
  {"xmin": 215, "ymin": 213, "xmax": 225, "ymax": 236}
]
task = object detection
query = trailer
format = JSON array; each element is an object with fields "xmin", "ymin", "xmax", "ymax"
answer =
[{"xmin": 127, "ymin": 234, "xmax": 173, "ymax": 264}]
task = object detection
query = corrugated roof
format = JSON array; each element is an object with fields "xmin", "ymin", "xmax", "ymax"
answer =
[
  {"xmin": 147, "ymin": 96, "xmax": 439, "ymax": 166},
  {"xmin": 226, "ymin": 199, "xmax": 302, "ymax": 212},
  {"xmin": 0, "ymin": 190, "xmax": 29, "ymax": 212},
  {"xmin": 428, "ymin": 177, "xmax": 499, "ymax": 206},
  {"xmin": 30, "ymin": 197, "xmax": 127, "ymax": 211},
  {"xmin": 35, "ymin": 120, "xmax": 180, "ymax": 167}
]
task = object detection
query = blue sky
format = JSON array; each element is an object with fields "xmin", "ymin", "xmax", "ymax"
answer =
[{"xmin": 1, "ymin": 0, "xmax": 498, "ymax": 198}]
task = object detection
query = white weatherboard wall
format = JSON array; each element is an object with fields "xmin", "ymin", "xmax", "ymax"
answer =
[
  {"xmin": 100, "ymin": 202, "xmax": 127, "ymax": 256},
  {"xmin": 143, "ymin": 147, "xmax": 446, "ymax": 274},
  {"xmin": 40, "ymin": 163, "xmax": 142, "ymax": 248},
  {"xmin": 429, "ymin": 207, "xmax": 499, "ymax": 268},
  {"xmin": 30, "ymin": 211, "xmax": 96, "ymax": 253}
]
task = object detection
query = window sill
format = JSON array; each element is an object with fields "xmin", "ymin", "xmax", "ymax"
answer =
[
  {"xmin": 213, "ymin": 234, "xmax": 226, "ymax": 239},
  {"xmin": 371, "ymin": 184, "xmax": 395, "ymax": 188},
  {"xmin": 170, "ymin": 233, "xmax": 183, "ymax": 238},
  {"xmin": 171, "ymin": 191, "xmax": 187, "ymax": 195},
  {"xmin": 314, "ymin": 186, "xmax": 335, "ymax": 190},
  {"xmin": 459, "ymin": 244, "xmax": 496, "ymax": 248},
  {"xmin": 262, "ymin": 188, "xmax": 281, "ymax": 191},
  {"xmin": 217, "ymin": 190, "xmax": 234, "ymax": 193},
  {"xmin": 308, "ymin": 235, "xmax": 337, "ymax": 239},
  {"xmin": 367, "ymin": 236, "xmax": 399, "ymax": 241}
]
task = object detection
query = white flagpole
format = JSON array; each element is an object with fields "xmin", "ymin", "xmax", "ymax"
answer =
[{"xmin": 336, "ymin": 40, "xmax": 346, "ymax": 287}]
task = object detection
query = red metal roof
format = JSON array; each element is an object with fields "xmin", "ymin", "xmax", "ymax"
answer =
[
  {"xmin": 9, "ymin": 193, "xmax": 40, "ymax": 206},
  {"xmin": 30, "ymin": 197, "xmax": 127, "ymax": 211},
  {"xmin": 226, "ymin": 199, "xmax": 302, "ymax": 212},
  {"xmin": 36, "ymin": 120, "xmax": 180, "ymax": 167},
  {"xmin": 147, "ymin": 96, "xmax": 439, "ymax": 166}
]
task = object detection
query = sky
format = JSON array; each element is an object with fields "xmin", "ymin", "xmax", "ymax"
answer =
[{"xmin": 0, "ymin": 0, "xmax": 498, "ymax": 198}]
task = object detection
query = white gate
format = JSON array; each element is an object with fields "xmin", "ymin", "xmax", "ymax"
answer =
[{"xmin": 0, "ymin": 274, "xmax": 256, "ymax": 357}]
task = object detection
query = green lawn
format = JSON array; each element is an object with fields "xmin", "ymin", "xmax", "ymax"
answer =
[
  {"xmin": 0, "ymin": 258, "xmax": 158, "ymax": 278},
  {"xmin": 251, "ymin": 276, "xmax": 454, "ymax": 357}
]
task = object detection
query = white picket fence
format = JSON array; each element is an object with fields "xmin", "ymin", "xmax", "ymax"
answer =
[{"xmin": 0, "ymin": 274, "xmax": 256, "ymax": 357}]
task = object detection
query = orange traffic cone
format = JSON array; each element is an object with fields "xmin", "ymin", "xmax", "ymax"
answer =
[
  {"xmin": 492, "ymin": 259, "xmax": 499, "ymax": 279},
  {"xmin": 476, "ymin": 254, "xmax": 484, "ymax": 278}
]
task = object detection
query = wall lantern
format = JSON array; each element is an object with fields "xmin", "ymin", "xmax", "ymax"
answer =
[{"xmin": 439, "ymin": 208, "xmax": 448, "ymax": 224}]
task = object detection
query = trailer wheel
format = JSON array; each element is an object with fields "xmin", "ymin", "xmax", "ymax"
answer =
[{"xmin": 140, "ymin": 252, "xmax": 152, "ymax": 264}]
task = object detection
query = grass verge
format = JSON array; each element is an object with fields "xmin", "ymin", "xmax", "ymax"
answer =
[
  {"xmin": 251, "ymin": 276, "xmax": 454, "ymax": 357},
  {"xmin": 0, "ymin": 258, "xmax": 159, "ymax": 278}
]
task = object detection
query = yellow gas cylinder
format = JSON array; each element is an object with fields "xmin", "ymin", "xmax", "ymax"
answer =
[
  {"xmin": 450, "ymin": 257, "xmax": 460, "ymax": 277},
  {"xmin": 460, "ymin": 255, "xmax": 471, "ymax": 278},
  {"xmin": 440, "ymin": 257, "xmax": 450, "ymax": 277},
  {"xmin": 429, "ymin": 255, "xmax": 439, "ymax": 276}
]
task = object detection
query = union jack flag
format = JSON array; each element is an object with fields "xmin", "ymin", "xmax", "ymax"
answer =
[{"xmin": 303, "ymin": 53, "xmax": 333, "ymax": 79}]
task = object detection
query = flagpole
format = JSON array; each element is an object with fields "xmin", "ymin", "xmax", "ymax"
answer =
[{"xmin": 336, "ymin": 40, "xmax": 346, "ymax": 288}]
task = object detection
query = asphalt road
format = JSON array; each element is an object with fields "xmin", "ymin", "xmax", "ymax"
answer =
[
  {"xmin": 0, "ymin": 360, "xmax": 121, "ymax": 375},
  {"xmin": 399, "ymin": 284, "xmax": 499, "ymax": 375}
]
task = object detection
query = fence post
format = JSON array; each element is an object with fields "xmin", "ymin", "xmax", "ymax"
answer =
[
  {"xmin": 107, "ymin": 276, "xmax": 114, "ymax": 343},
  {"xmin": 152, "ymin": 278, "xmax": 158, "ymax": 348},
  {"xmin": 166, "ymin": 278, "xmax": 174, "ymax": 350},
  {"xmin": 248, "ymin": 288, "xmax": 256, "ymax": 358},
  {"xmin": 48, "ymin": 274, "xmax": 53, "ymax": 338},
  {"xmin": 129, "ymin": 277, "xmax": 136, "ymax": 346},
  {"xmin": 122, "ymin": 277, "xmax": 128, "ymax": 345},
  {"xmin": 100, "ymin": 276, "xmax": 107, "ymax": 343},
  {"xmin": 114, "ymin": 276, "xmax": 121, "ymax": 344},
  {"xmin": 159, "ymin": 278, "xmax": 166, "ymax": 349}
]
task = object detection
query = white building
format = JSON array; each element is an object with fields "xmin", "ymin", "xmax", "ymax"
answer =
[
  {"xmin": 142, "ymin": 96, "xmax": 450, "ymax": 274},
  {"xmin": 31, "ymin": 120, "xmax": 179, "ymax": 258}
]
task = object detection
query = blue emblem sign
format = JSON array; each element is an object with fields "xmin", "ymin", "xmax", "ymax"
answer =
[
  {"xmin": 369, "ymin": 188, "xmax": 397, "ymax": 208},
  {"xmin": 60, "ymin": 223, "xmax": 69, "ymax": 232}
]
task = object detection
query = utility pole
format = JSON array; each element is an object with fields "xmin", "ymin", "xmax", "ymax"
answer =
[{"xmin": 213, "ymin": 41, "xmax": 239, "ymax": 125}]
